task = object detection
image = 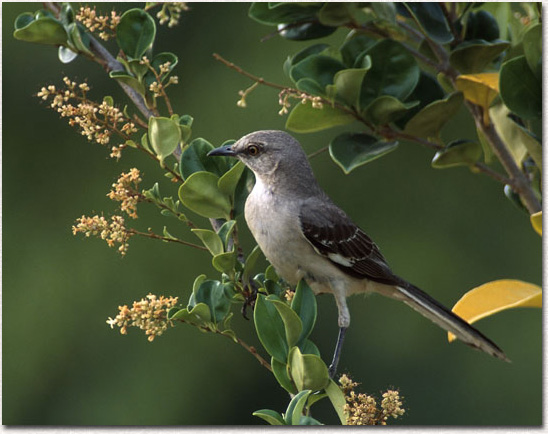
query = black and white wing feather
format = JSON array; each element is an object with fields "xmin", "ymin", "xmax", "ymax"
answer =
[{"xmin": 299, "ymin": 199, "xmax": 401, "ymax": 286}]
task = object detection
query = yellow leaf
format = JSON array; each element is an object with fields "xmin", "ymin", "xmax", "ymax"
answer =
[
  {"xmin": 530, "ymin": 211, "xmax": 542, "ymax": 236},
  {"xmin": 448, "ymin": 279, "xmax": 542, "ymax": 342},
  {"xmin": 455, "ymin": 73, "xmax": 499, "ymax": 125}
]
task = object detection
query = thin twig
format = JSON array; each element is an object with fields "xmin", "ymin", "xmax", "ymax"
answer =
[
  {"xmin": 129, "ymin": 228, "xmax": 208, "ymax": 251},
  {"xmin": 308, "ymin": 146, "xmax": 329, "ymax": 159}
]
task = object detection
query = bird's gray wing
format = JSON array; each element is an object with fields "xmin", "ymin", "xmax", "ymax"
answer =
[{"xmin": 299, "ymin": 199, "xmax": 401, "ymax": 286}]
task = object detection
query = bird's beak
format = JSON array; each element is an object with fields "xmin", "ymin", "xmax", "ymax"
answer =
[{"xmin": 208, "ymin": 145, "xmax": 236, "ymax": 157}]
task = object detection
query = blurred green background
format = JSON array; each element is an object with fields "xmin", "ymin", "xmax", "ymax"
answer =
[{"xmin": 3, "ymin": 2, "xmax": 541, "ymax": 426}]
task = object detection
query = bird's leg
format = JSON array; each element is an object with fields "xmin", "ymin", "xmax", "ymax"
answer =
[
  {"xmin": 329, "ymin": 326, "xmax": 347, "ymax": 378},
  {"xmin": 329, "ymin": 283, "xmax": 350, "ymax": 378}
]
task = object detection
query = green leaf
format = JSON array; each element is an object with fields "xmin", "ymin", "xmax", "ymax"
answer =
[
  {"xmin": 404, "ymin": 92, "xmax": 464, "ymax": 139},
  {"xmin": 318, "ymin": 3, "xmax": 358, "ymax": 26},
  {"xmin": 522, "ymin": 23, "xmax": 542, "ymax": 80},
  {"xmin": 248, "ymin": 2, "xmax": 321, "ymax": 25},
  {"xmin": 217, "ymin": 220, "xmax": 237, "ymax": 251},
  {"xmin": 328, "ymin": 66, "xmax": 371, "ymax": 107},
  {"xmin": 278, "ymin": 21, "xmax": 336, "ymax": 41},
  {"xmin": 329, "ymin": 133, "xmax": 398, "ymax": 174},
  {"xmin": 340, "ymin": 34, "xmax": 377, "ymax": 68},
  {"xmin": 299, "ymin": 339, "xmax": 320, "ymax": 356},
  {"xmin": 109, "ymin": 71, "xmax": 146, "ymax": 96},
  {"xmin": 298, "ymin": 415, "xmax": 323, "ymax": 425},
  {"xmin": 371, "ymin": 2, "xmax": 396, "ymax": 23},
  {"xmin": 464, "ymin": 10, "xmax": 500, "ymax": 42},
  {"xmin": 145, "ymin": 52, "xmax": 178, "ymax": 84},
  {"xmin": 271, "ymin": 357, "xmax": 297, "ymax": 395},
  {"xmin": 362, "ymin": 96, "xmax": 419, "ymax": 125},
  {"xmin": 403, "ymin": 3, "xmax": 453, "ymax": 44},
  {"xmin": 431, "ymin": 139, "xmax": 482, "ymax": 168},
  {"xmin": 359, "ymin": 39, "xmax": 419, "ymax": 109},
  {"xmin": 325, "ymin": 379, "xmax": 347, "ymax": 425},
  {"xmin": 148, "ymin": 117, "xmax": 181, "ymax": 162},
  {"xmin": 13, "ymin": 15, "xmax": 67, "ymax": 45},
  {"xmin": 284, "ymin": 390, "xmax": 312, "ymax": 425},
  {"xmin": 211, "ymin": 251, "xmax": 236, "ymax": 274},
  {"xmin": 288, "ymin": 346, "xmax": 330, "ymax": 392},
  {"xmin": 218, "ymin": 161, "xmax": 245, "ymax": 196},
  {"xmin": 283, "ymin": 44, "xmax": 329, "ymax": 77},
  {"xmin": 291, "ymin": 280, "xmax": 317, "ymax": 345},
  {"xmin": 286, "ymin": 102, "xmax": 354, "ymax": 133},
  {"xmin": 243, "ymin": 245, "xmax": 262, "ymax": 284},
  {"xmin": 180, "ymin": 138, "xmax": 228, "ymax": 179},
  {"xmin": 191, "ymin": 229, "xmax": 223, "ymax": 256},
  {"xmin": 254, "ymin": 294, "xmax": 288, "ymax": 363},
  {"xmin": 189, "ymin": 280, "xmax": 231, "ymax": 323},
  {"xmin": 449, "ymin": 40, "xmax": 510, "ymax": 74},
  {"xmin": 233, "ymin": 167, "xmax": 255, "ymax": 217},
  {"xmin": 269, "ymin": 298, "xmax": 303, "ymax": 348},
  {"xmin": 289, "ymin": 55, "xmax": 345, "ymax": 90},
  {"xmin": 116, "ymin": 8, "xmax": 156, "ymax": 59},
  {"xmin": 170, "ymin": 302, "xmax": 212, "ymax": 326},
  {"xmin": 178, "ymin": 172, "xmax": 231, "ymax": 219},
  {"xmin": 253, "ymin": 409, "xmax": 286, "ymax": 426},
  {"xmin": 500, "ymin": 55, "xmax": 542, "ymax": 120},
  {"xmin": 66, "ymin": 22, "xmax": 93, "ymax": 56}
]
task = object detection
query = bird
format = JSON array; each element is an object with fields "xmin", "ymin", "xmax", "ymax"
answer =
[{"xmin": 208, "ymin": 130, "xmax": 509, "ymax": 376}]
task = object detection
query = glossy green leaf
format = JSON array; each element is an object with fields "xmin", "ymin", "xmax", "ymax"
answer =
[
  {"xmin": 371, "ymin": 2, "xmax": 396, "ymax": 23},
  {"xmin": 212, "ymin": 251, "xmax": 236, "ymax": 274},
  {"xmin": 170, "ymin": 302, "xmax": 212, "ymax": 326},
  {"xmin": 362, "ymin": 96, "xmax": 419, "ymax": 125},
  {"xmin": 289, "ymin": 54, "xmax": 345, "ymax": 89},
  {"xmin": 283, "ymin": 44, "xmax": 329, "ymax": 77},
  {"xmin": 233, "ymin": 167, "xmax": 255, "ymax": 217},
  {"xmin": 325, "ymin": 379, "xmax": 347, "ymax": 425},
  {"xmin": 178, "ymin": 172, "xmax": 231, "ymax": 219},
  {"xmin": 254, "ymin": 294, "xmax": 288, "ymax": 363},
  {"xmin": 109, "ymin": 71, "xmax": 146, "ymax": 96},
  {"xmin": 148, "ymin": 117, "xmax": 181, "ymax": 162},
  {"xmin": 278, "ymin": 21, "xmax": 337, "ymax": 41},
  {"xmin": 318, "ymin": 3, "xmax": 358, "ymax": 26},
  {"xmin": 243, "ymin": 244, "xmax": 262, "ymax": 284},
  {"xmin": 191, "ymin": 229, "xmax": 223, "ymax": 256},
  {"xmin": 180, "ymin": 138, "xmax": 229, "ymax": 179},
  {"xmin": 299, "ymin": 339, "xmax": 320, "ymax": 356},
  {"xmin": 145, "ymin": 52, "xmax": 179, "ymax": 85},
  {"xmin": 13, "ymin": 15, "xmax": 67, "ymax": 45},
  {"xmin": 295, "ymin": 78, "xmax": 325, "ymax": 96},
  {"xmin": 271, "ymin": 357, "xmax": 297, "ymax": 394},
  {"xmin": 288, "ymin": 346, "xmax": 330, "ymax": 392},
  {"xmin": 269, "ymin": 298, "xmax": 303, "ymax": 348},
  {"xmin": 284, "ymin": 390, "xmax": 312, "ymax": 426},
  {"xmin": 404, "ymin": 92, "xmax": 464, "ymax": 139},
  {"xmin": 265, "ymin": 265, "xmax": 279, "ymax": 282},
  {"xmin": 431, "ymin": 139, "xmax": 482, "ymax": 168},
  {"xmin": 218, "ymin": 161, "xmax": 245, "ymax": 196},
  {"xmin": 403, "ymin": 3, "xmax": 453, "ymax": 44},
  {"xmin": 340, "ymin": 34, "xmax": 376, "ymax": 68},
  {"xmin": 66, "ymin": 22, "xmax": 93, "ymax": 56},
  {"xmin": 298, "ymin": 415, "xmax": 323, "ymax": 425},
  {"xmin": 449, "ymin": 40, "xmax": 510, "ymax": 73},
  {"xmin": 217, "ymin": 220, "xmax": 236, "ymax": 251},
  {"xmin": 464, "ymin": 10, "xmax": 500, "ymax": 42},
  {"xmin": 328, "ymin": 66, "xmax": 370, "ymax": 107},
  {"xmin": 286, "ymin": 102, "xmax": 354, "ymax": 133},
  {"xmin": 253, "ymin": 409, "xmax": 286, "ymax": 426},
  {"xmin": 189, "ymin": 280, "xmax": 231, "ymax": 323},
  {"xmin": 248, "ymin": 2, "xmax": 321, "ymax": 25},
  {"xmin": 359, "ymin": 39, "xmax": 419, "ymax": 109},
  {"xmin": 329, "ymin": 133, "xmax": 398, "ymax": 174},
  {"xmin": 500, "ymin": 55, "xmax": 542, "ymax": 120},
  {"xmin": 291, "ymin": 280, "xmax": 317, "ymax": 345},
  {"xmin": 522, "ymin": 23, "xmax": 542, "ymax": 80},
  {"xmin": 116, "ymin": 8, "xmax": 156, "ymax": 59}
]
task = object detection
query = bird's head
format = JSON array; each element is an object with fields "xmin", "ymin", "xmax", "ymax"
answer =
[{"xmin": 208, "ymin": 130, "xmax": 310, "ymax": 179}]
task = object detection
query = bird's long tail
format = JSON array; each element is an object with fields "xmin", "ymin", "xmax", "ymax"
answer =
[{"xmin": 394, "ymin": 281, "xmax": 510, "ymax": 362}]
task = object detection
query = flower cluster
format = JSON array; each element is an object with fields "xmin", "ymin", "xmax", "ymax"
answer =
[
  {"xmin": 140, "ymin": 58, "xmax": 179, "ymax": 98},
  {"xmin": 155, "ymin": 2, "xmax": 189, "ymax": 27},
  {"xmin": 75, "ymin": 6, "xmax": 121, "ymax": 41},
  {"xmin": 72, "ymin": 214, "xmax": 132, "ymax": 256},
  {"xmin": 107, "ymin": 169, "xmax": 143, "ymax": 219},
  {"xmin": 37, "ymin": 78, "xmax": 138, "ymax": 159},
  {"xmin": 284, "ymin": 289, "xmax": 295, "ymax": 303},
  {"xmin": 278, "ymin": 89, "xmax": 323, "ymax": 116},
  {"xmin": 106, "ymin": 294, "xmax": 179, "ymax": 341},
  {"xmin": 339, "ymin": 374, "xmax": 405, "ymax": 425}
]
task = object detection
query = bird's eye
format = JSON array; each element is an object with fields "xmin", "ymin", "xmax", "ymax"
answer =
[{"xmin": 247, "ymin": 144, "xmax": 261, "ymax": 156}]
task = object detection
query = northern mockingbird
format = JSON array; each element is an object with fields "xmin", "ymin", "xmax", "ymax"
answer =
[{"xmin": 209, "ymin": 130, "xmax": 509, "ymax": 376}]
